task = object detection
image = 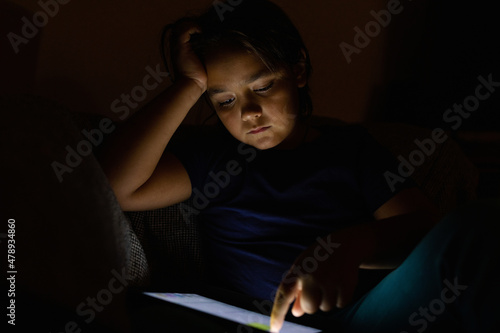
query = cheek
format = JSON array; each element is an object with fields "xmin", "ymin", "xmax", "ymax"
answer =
[
  {"xmin": 268, "ymin": 89, "xmax": 300, "ymax": 119},
  {"xmin": 216, "ymin": 111, "xmax": 241, "ymax": 134}
]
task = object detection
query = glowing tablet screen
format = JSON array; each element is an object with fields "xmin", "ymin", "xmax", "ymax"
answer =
[{"xmin": 144, "ymin": 292, "xmax": 321, "ymax": 333}]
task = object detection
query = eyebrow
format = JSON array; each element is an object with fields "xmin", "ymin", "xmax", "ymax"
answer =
[{"xmin": 207, "ymin": 69, "xmax": 273, "ymax": 97}]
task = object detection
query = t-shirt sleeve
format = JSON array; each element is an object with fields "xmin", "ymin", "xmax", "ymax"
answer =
[
  {"xmin": 168, "ymin": 130, "xmax": 211, "ymax": 194},
  {"xmin": 355, "ymin": 127, "xmax": 416, "ymax": 213},
  {"xmin": 168, "ymin": 126, "xmax": 232, "ymax": 196}
]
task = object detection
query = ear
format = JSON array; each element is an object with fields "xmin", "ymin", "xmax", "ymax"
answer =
[{"xmin": 293, "ymin": 49, "xmax": 308, "ymax": 88}]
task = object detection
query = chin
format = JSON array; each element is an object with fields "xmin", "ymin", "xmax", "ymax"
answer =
[
  {"xmin": 253, "ymin": 143, "xmax": 278, "ymax": 150},
  {"xmin": 246, "ymin": 136, "xmax": 281, "ymax": 150}
]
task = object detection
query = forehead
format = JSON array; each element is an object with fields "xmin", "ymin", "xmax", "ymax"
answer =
[{"xmin": 204, "ymin": 48, "xmax": 273, "ymax": 90}]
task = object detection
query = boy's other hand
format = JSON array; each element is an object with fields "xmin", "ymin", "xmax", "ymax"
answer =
[{"xmin": 171, "ymin": 21, "xmax": 207, "ymax": 92}]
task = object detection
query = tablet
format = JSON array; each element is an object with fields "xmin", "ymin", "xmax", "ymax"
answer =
[{"xmin": 144, "ymin": 292, "xmax": 322, "ymax": 333}]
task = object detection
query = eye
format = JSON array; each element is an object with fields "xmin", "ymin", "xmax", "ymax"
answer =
[
  {"xmin": 218, "ymin": 97, "xmax": 235, "ymax": 108},
  {"xmin": 254, "ymin": 81, "xmax": 274, "ymax": 92}
]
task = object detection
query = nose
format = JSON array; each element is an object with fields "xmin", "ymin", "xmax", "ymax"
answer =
[{"xmin": 241, "ymin": 99, "xmax": 262, "ymax": 121}]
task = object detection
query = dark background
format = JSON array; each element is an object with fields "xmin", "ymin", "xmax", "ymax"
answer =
[{"xmin": 1, "ymin": 0, "xmax": 499, "ymax": 188}]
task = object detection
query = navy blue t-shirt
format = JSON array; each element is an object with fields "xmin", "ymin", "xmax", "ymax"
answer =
[{"xmin": 172, "ymin": 123, "xmax": 413, "ymax": 301}]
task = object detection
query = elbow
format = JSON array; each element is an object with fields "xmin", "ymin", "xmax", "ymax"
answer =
[
  {"xmin": 104, "ymin": 176, "xmax": 136, "ymax": 211},
  {"xmin": 111, "ymin": 190, "xmax": 137, "ymax": 212}
]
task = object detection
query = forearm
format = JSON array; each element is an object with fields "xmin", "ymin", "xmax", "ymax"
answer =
[
  {"xmin": 98, "ymin": 78, "xmax": 204, "ymax": 199},
  {"xmin": 363, "ymin": 210, "xmax": 440, "ymax": 268},
  {"xmin": 336, "ymin": 211, "xmax": 440, "ymax": 270}
]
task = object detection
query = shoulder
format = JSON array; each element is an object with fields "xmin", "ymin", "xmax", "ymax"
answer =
[
  {"xmin": 308, "ymin": 116, "xmax": 374, "ymax": 151},
  {"xmin": 170, "ymin": 123, "xmax": 237, "ymax": 154}
]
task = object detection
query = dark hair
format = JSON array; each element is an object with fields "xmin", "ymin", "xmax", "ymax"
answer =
[{"xmin": 161, "ymin": 0, "xmax": 313, "ymax": 118}]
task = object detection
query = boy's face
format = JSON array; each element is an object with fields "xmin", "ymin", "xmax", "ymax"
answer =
[{"xmin": 205, "ymin": 48, "xmax": 307, "ymax": 150}]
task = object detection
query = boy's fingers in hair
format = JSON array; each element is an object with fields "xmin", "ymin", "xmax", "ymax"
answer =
[
  {"xmin": 176, "ymin": 22, "xmax": 202, "ymax": 43},
  {"xmin": 170, "ymin": 20, "xmax": 207, "ymax": 90},
  {"xmin": 170, "ymin": 21, "xmax": 200, "ymax": 50}
]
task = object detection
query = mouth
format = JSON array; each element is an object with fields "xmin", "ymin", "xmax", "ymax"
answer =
[{"xmin": 248, "ymin": 126, "xmax": 271, "ymax": 134}]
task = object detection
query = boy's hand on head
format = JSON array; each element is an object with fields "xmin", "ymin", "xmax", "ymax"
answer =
[
  {"xmin": 171, "ymin": 21, "xmax": 207, "ymax": 92},
  {"xmin": 270, "ymin": 232, "xmax": 363, "ymax": 332}
]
